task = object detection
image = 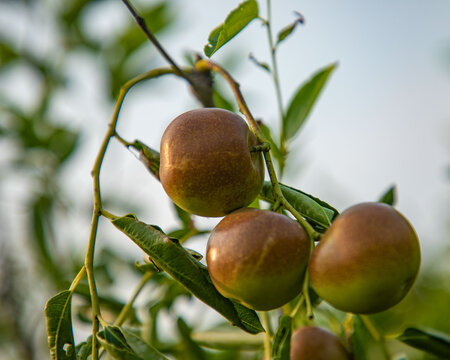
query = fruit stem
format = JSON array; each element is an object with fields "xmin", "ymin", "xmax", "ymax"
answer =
[
  {"xmin": 86, "ymin": 67, "xmax": 175, "ymax": 360},
  {"xmin": 289, "ymin": 295, "xmax": 305, "ymax": 318},
  {"xmin": 302, "ymin": 272, "xmax": 314, "ymax": 320},
  {"xmin": 194, "ymin": 59, "xmax": 265, "ymax": 140},
  {"xmin": 261, "ymin": 311, "xmax": 272, "ymax": 359},
  {"xmin": 196, "ymin": 59, "xmax": 321, "ymax": 243},
  {"xmin": 113, "ymin": 131, "xmax": 134, "ymax": 147}
]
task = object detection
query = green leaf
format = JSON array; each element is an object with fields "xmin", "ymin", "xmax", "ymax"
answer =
[
  {"xmin": 110, "ymin": 214, "xmax": 264, "ymax": 334},
  {"xmin": 276, "ymin": 12, "xmax": 305, "ymax": 46},
  {"xmin": 130, "ymin": 140, "xmax": 160, "ymax": 180},
  {"xmin": 45, "ymin": 290, "xmax": 76, "ymax": 360},
  {"xmin": 204, "ymin": 0, "xmax": 259, "ymax": 57},
  {"xmin": 260, "ymin": 182, "xmax": 338, "ymax": 230},
  {"xmin": 97, "ymin": 326, "xmax": 139, "ymax": 360},
  {"xmin": 397, "ymin": 327, "xmax": 450, "ymax": 358},
  {"xmin": 284, "ymin": 63, "xmax": 337, "ymax": 140},
  {"xmin": 122, "ymin": 328, "xmax": 169, "ymax": 360},
  {"xmin": 378, "ymin": 185, "xmax": 396, "ymax": 206},
  {"xmin": 272, "ymin": 315, "xmax": 292, "ymax": 360}
]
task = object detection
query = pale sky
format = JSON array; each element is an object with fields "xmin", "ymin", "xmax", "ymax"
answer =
[{"xmin": 0, "ymin": 0, "xmax": 449, "ymax": 263}]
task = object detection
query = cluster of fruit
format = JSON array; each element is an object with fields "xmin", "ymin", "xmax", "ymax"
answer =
[{"xmin": 159, "ymin": 108, "xmax": 421, "ymax": 357}]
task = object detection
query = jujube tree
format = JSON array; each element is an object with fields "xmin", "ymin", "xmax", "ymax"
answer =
[{"xmin": 42, "ymin": 1, "xmax": 450, "ymax": 360}]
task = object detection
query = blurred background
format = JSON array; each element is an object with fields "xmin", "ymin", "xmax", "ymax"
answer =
[{"xmin": 0, "ymin": 0, "xmax": 449, "ymax": 359}]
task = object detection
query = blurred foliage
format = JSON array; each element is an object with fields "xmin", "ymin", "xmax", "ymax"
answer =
[{"xmin": 0, "ymin": 0, "xmax": 177, "ymax": 358}]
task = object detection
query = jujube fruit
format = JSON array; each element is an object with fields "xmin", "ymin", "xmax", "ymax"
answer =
[
  {"xmin": 206, "ymin": 209, "xmax": 310, "ymax": 311},
  {"xmin": 290, "ymin": 326, "xmax": 350, "ymax": 360},
  {"xmin": 309, "ymin": 202, "xmax": 421, "ymax": 314},
  {"xmin": 159, "ymin": 108, "xmax": 264, "ymax": 217}
]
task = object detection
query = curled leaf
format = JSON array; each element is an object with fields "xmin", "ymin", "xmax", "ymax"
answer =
[{"xmin": 276, "ymin": 11, "xmax": 305, "ymax": 46}]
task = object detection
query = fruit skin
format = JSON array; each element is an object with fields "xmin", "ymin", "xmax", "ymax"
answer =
[
  {"xmin": 309, "ymin": 202, "xmax": 421, "ymax": 314},
  {"xmin": 290, "ymin": 326, "xmax": 349, "ymax": 360},
  {"xmin": 159, "ymin": 108, "xmax": 264, "ymax": 217},
  {"xmin": 206, "ymin": 209, "xmax": 310, "ymax": 311}
]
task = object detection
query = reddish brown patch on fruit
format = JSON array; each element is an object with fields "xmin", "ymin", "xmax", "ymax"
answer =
[
  {"xmin": 290, "ymin": 326, "xmax": 350, "ymax": 360},
  {"xmin": 309, "ymin": 202, "xmax": 421, "ymax": 314},
  {"xmin": 160, "ymin": 108, "xmax": 264, "ymax": 217},
  {"xmin": 206, "ymin": 209, "xmax": 310, "ymax": 310}
]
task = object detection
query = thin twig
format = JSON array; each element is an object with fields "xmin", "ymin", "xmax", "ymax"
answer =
[
  {"xmin": 85, "ymin": 67, "xmax": 174, "ymax": 360},
  {"xmin": 302, "ymin": 272, "xmax": 313, "ymax": 320},
  {"xmin": 121, "ymin": 0, "xmax": 191, "ymax": 83},
  {"xmin": 289, "ymin": 295, "xmax": 305, "ymax": 319}
]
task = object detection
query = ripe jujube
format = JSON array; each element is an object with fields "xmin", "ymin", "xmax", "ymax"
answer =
[
  {"xmin": 290, "ymin": 326, "xmax": 350, "ymax": 360},
  {"xmin": 159, "ymin": 108, "xmax": 264, "ymax": 217},
  {"xmin": 309, "ymin": 202, "xmax": 421, "ymax": 314},
  {"xmin": 206, "ymin": 209, "xmax": 310, "ymax": 311}
]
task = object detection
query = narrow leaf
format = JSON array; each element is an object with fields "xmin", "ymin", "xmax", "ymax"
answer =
[
  {"xmin": 272, "ymin": 315, "xmax": 292, "ymax": 360},
  {"xmin": 111, "ymin": 214, "xmax": 264, "ymax": 334},
  {"xmin": 45, "ymin": 290, "xmax": 76, "ymax": 360},
  {"xmin": 276, "ymin": 12, "xmax": 305, "ymax": 46},
  {"xmin": 397, "ymin": 327, "xmax": 450, "ymax": 358},
  {"xmin": 204, "ymin": 0, "xmax": 259, "ymax": 57},
  {"xmin": 378, "ymin": 185, "xmax": 396, "ymax": 206},
  {"xmin": 122, "ymin": 329, "xmax": 169, "ymax": 360},
  {"xmin": 284, "ymin": 63, "xmax": 336, "ymax": 140},
  {"xmin": 249, "ymin": 53, "xmax": 271, "ymax": 73},
  {"xmin": 260, "ymin": 182, "xmax": 337, "ymax": 229}
]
